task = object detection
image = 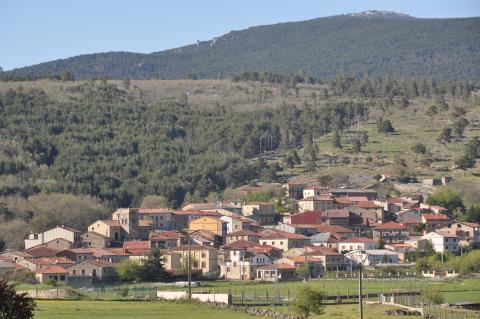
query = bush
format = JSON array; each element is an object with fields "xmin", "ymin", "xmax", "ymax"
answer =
[{"xmin": 424, "ymin": 289, "xmax": 445, "ymax": 305}]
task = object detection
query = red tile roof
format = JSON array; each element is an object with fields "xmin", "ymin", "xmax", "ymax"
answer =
[
  {"xmin": 259, "ymin": 263, "xmax": 295, "ymax": 270},
  {"xmin": 260, "ymin": 230, "xmax": 309, "ymax": 240},
  {"xmin": 288, "ymin": 256, "xmax": 321, "ymax": 262},
  {"xmin": 123, "ymin": 241, "xmax": 150, "ymax": 250},
  {"xmin": 221, "ymin": 240, "xmax": 258, "ymax": 250},
  {"xmin": 422, "ymin": 213, "xmax": 450, "ymax": 221},
  {"xmin": 356, "ymin": 201, "xmax": 382, "ymax": 209},
  {"xmin": 149, "ymin": 231, "xmax": 184, "ymax": 240},
  {"xmin": 289, "ymin": 211, "xmax": 323, "ymax": 224},
  {"xmin": 227, "ymin": 230, "xmax": 260, "ymax": 237},
  {"xmin": 24, "ymin": 246, "xmax": 60, "ymax": 257},
  {"xmin": 35, "ymin": 265, "xmax": 68, "ymax": 274},
  {"xmin": 316, "ymin": 224, "xmax": 353, "ymax": 233},
  {"xmin": 374, "ymin": 221, "xmax": 406, "ymax": 230}
]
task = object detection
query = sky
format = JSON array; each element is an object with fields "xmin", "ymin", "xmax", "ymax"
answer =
[{"xmin": 1, "ymin": 0, "xmax": 479, "ymax": 71}]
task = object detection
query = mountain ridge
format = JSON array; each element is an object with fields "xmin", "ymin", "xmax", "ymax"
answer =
[{"xmin": 4, "ymin": 12, "xmax": 480, "ymax": 80}]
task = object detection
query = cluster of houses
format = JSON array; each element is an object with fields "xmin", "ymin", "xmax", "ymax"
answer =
[{"xmin": 1, "ymin": 183, "xmax": 479, "ymax": 285}]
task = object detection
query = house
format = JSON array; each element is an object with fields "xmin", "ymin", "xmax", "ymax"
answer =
[
  {"xmin": 81, "ymin": 231, "xmax": 116, "ymax": 248},
  {"xmin": 315, "ymin": 224, "xmax": 355, "ymax": 239},
  {"xmin": 303, "ymin": 186, "xmax": 327, "ymax": 198},
  {"xmin": 111, "ymin": 208, "xmax": 144, "ymax": 239},
  {"xmin": 259, "ymin": 230, "xmax": 310, "ymax": 251},
  {"xmin": 18, "ymin": 256, "xmax": 74, "ymax": 271},
  {"xmin": 220, "ymin": 248, "xmax": 271, "ymax": 280},
  {"xmin": 284, "ymin": 246, "xmax": 348, "ymax": 271},
  {"xmin": 169, "ymin": 245, "xmax": 219, "ymax": 278},
  {"xmin": 88, "ymin": 220, "xmax": 125, "ymax": 241},
  {"xmin": 328, "ymin": 189, "xmax": 377, "ymax": 200},
  {"xmin": 123, "ymin": 240, "xmax": 150, "ymax": 256},
  {"xmin": 434, "ymin": 220, "xmax": 480, "ymax": 246},
  {"xmin": 35, "ymin": 265, "xmax": 69, "ymax": 283},
  {"xmin": 221, "ymin": 240, "xmax": 282, "ymax": 260},
  {"xmin": 242, "ymin": 203, "xmax": 275, "ymax": 225},
  {"xmin": 278, "ymin": 256, "xmax": 323, "ymax": 278},
  {"xmin": 57, "ymin": 248, "xmax": 94, "ymax": 262},
  {"xmin": 373, "ymin": 222, "xmax": 409, "ymax": 243},
  {"xmin": 323, "ymin": 209, "xmax": 350, "ymax": 226},
  {"xmin": 275, "ymin": 223, "xmax": 318, "ymax": 236},
  {"xmin": 345, "ymin": 249, "xmax": 401, "ymax": 266},
  {"xmin": 283, "ymin": 181, "xmax": 307, "ymax": 199},
  {"xmin": 285, "ymin": 211, "xmax": 323, "ymax": 225},
  {"xmin": 384, "ymin": 243, "xmax": 417, "ymax": 262},
  {"xmin": 182, "ymin": 201, "xmax": 242, "ymax": 216},
  {"xmin": 309, "ymin": 232, "xmax": 339, "ymax": 250},
  {"xmin": 24, "ymin": 246, "xmax": 60, "ymax": 258},
  {"xmin": 188, "ymin": 230, "xmax": 222, "ymax": 247},
  {"xmin": 188, "ymin": 216, "xmax": 228, "ymax": 239},
  {"xmin": 338, "ymin": 237, "xmax": 378, "ymax": 253},
  {"xmin": 67, "ymin": 260, "xmax": 116, "ymax": 283},
  {"xmin": 220, "ymin": 215, "xmax": 254, "ymax": 233},
  {"xmin": 25, "ymin": 226, "xmax": 81, "ymax": 250},
  {"xmin": 255, "ymin": 263, "xmax": 296, "ymax": 281},
  {"xmin": 421, "ymin": 214, "xmax": 451, "ymax": 233},
  {"xmin": 422, "ymin": 232, "xmax": 460, "ymax": 253},
  {"xmin": 298, "ymin": 196, "xmax": 336, "ymax": 213},
  {"xmin": 149, "ymin": 231, "xmax": 184, "ymax": 248},
  {"xmin": 352, "ymin": 201, "xmax": 385, "ymax": 221},
  {"xmin": 226, "ymin": 230, "xmax": 261, "ymax": 244}
]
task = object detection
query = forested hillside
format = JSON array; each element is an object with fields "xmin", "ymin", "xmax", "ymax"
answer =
[
  {"xmin": 1, "ymin": 75, "xmax": 480, "ymax": 249},
  {"xmin": 4, "ymin": 12, "xmax": 480, "ymax": 80}
]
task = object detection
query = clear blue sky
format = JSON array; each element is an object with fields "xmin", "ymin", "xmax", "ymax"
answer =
[{"xmin": 1, "ymin": 0, "xmax": 479, "ymax": 70}]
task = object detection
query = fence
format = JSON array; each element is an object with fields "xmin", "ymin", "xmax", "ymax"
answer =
[{"xmin": 424, "ymin": 304, "xmax": 480, "ymax": 319}]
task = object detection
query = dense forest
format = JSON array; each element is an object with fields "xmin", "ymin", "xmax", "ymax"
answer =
[{"xmin": 4, "ymin": 12, "xmax": 480, "ymax": 80}]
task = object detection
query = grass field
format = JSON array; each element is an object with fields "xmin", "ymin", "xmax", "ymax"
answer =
[
  {"xmin": 19, "ymin": 277, "xmax": 480, "ymax": 304},
  {"xmin": 34, "ymin": 300, "xmax": 425, "ymax": 319}
]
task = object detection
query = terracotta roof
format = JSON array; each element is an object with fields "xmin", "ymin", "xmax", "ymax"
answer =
[
  {"xmin": 227, "ymin": 230, "xmax": 260, "ymax": 237},
  {"xmin": 430, "ymin": 231, "xmax": 459, "ymax": 238},
  {"xmin": 324, "ymin": 209, "xmax": 349, "ymax": 218},
  {"xmin": 374, "ymin": 221, "xmax": 406, "ymax": 230},
  {"xmin": 356, "ymin": 201, "xmax": 382, "ymax": 209},
  {"xmin": 316, "ymin": 224, "xmax": 353, "ymax": 233},
  {"xmin": 303, "ymin": 246, "xmax": 341, "ymax": 256},
  {"xmin": 422, "ymin": 213, "xmax": 450, "ymax": 221},
  {"xmin": 339, "ymin": 237, "xmax": 376, "ymax": 244},
  {"xmin": 170, "ymin": 245, "xmax": 216, "ymax": 251},
  {"xmin": 259, "ymin": 263, "xmax": 295, "ymax": 270},
  {"xmin": 288, "ymin": 256, "xmax": 321, "ymax": 262},
  {"xmin": 123, "ymin": 241, "xmax": 150, "ymax": 250},
  {"xmin": 35, "ymin": 265, "xmax": 68, "ymax": 274},
  {"xmin": 27, "ymin": 257, "xmax": 74, "ymax": 265},
  {"xmin": 401, "ymin": 219, "xmax": 422, "ymax": 225},
  {"xmin": 25, "ymin": 246, "xmax": 60, "ymax": 257},
  {"xmin": 222, "ymin": 240, "xmax": 258, "ymax": 250},
  {"xmin": 260, "ymin": 230, "xmax": 309, "ymax": 240},
  {"xmin": 149, "ymin": 231, "xmax": 184, "ymax": 240},
  {"xmin": 289, "ymin": 211, "xmax": 323, "ymax": 224},
  {"xmin": 138, "ymin": 219, "xmax": 152, "ymax": 227},
  {"xmin": 96, "ymin": 220, "xmax": 121, "ymax": 226}
]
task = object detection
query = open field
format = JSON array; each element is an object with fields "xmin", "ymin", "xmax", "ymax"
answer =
[
  {"xmin": 18, "ymin": 278, "xmax": 480, "ymax": 304},
  {"xmin": 34, "ymin": 300, "xmax": 426, "ymax": 319},
  {"xmin": 34, "ymin": 300, "xmax": 253, "ymax": 319}
]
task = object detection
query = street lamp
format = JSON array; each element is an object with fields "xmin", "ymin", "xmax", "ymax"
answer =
[{"xmin": 347, "ymin": 250, "xmax": 370, "ymax": 319}]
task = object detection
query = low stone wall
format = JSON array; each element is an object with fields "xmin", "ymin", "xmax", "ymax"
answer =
[
  {"xmin": 157, "ymin": 291, "xmax": 231, "ymax": 305},
  {"xmin": 18, "ymin": 288, "xmax": 79, "ymax": 299}
]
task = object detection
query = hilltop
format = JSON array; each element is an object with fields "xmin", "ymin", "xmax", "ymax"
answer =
[{"xmin": 4, "ymin": 12, "xmax": 480, "ymax": 80}]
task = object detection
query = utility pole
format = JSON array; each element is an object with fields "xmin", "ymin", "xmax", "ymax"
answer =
[
  {"xmin": 358, "ymin": 263, "xmax": 363, "ymax": 319},
  {"xmin": 187, "ymin": 235, "xmax": 192, "ymax": 300}
]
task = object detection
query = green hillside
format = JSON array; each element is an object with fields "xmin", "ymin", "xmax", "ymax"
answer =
[{"xmin": 4, "ymin": 12, "xmax": 480, "ymax": 80}]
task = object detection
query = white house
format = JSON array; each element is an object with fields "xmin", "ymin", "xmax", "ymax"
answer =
[
  {"xmin": 338, "ymin": 237, "xmax": 378, "ymax": 252},
  {"xmin": 422, "ymin": 232, "xmax": 460, "ymax": 253},
  {"xmin": 220, "ymin": 249, "xmax": 271, "ymax": 280},
  {"xmin": 25, "ymin": 226, "xmax": 81, "ymax": 249},
  {"xmin": 345, "ymin": 249, "xmax": 400, "ymax": 266}
]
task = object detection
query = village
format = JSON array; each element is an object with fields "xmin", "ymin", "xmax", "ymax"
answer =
[{"xmin": 1, "ymin": 181, "xmax": 478, "ymax": 286}]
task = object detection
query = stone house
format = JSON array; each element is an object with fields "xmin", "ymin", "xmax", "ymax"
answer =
[{"xmin": 25, "ymin": 226, "xmax": 81, "ymax": 250}]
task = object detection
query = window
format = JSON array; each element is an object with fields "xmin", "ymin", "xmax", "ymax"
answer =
[
  {"xmin": 201, "ymin": 261, "xmax": 206, "ymax": 268},
  {"xmin": 72, "ymin": 270, "xmax": 76, "ymax": 275},
  {"xmin": 272, "ymin": 241, "xmax": 275, "ymax": 245},
  {"xmin": 201, "ymin": 252, "xmax": 206, "ymax": 258},
  {"xmin": 81, "ymin": 269, "xmax": 85, "ymax": 276},
  {"xmin": 280, "ymin": 241, "xmax": 283, "ymax": 245},
  {"xmin": 226, "ymin": 267, "xmax": 230, "ymax": 272},
  {"xmin": 457, "ymin": 224, "xmax": 461, "ymax": 228},
  {"xmin": 445, "ymin": 238, "xmax": 449, "ymax": 243}
]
